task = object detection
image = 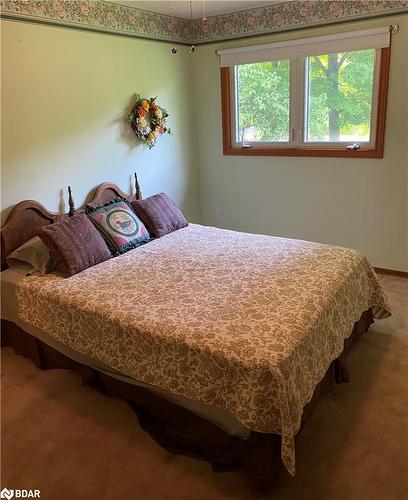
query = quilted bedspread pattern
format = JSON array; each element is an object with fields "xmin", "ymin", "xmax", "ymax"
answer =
[{"xmin": 16, "ymin": 224, "xmax": 391, "ymax": 474}]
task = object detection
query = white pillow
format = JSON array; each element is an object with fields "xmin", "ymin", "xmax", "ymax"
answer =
[{"xmin": 6, "ymin": 236, "xmax": 55, "ymax": 276}]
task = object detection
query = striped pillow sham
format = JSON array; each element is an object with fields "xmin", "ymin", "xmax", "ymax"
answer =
[{"xmin": 131, "ymin": 193, "xmax": 188, "ymax": 238}]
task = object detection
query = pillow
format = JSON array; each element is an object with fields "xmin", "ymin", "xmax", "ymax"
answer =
[
  {"xmin": 131, "ymin": 193, "xmax": 188, "ymax": 238},
  {"xmin": 6, "ymin": 236, "xmax": 55, "ymax": 276},
  {"xmin": 37, "ymin": 214, "xmax": 111, "ymax": 277},
  {"xmin": 86, "ymin": 198, "xmax": 150, "ymax": 256}
]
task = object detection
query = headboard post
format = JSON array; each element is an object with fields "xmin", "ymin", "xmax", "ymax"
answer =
[
  {"xmin": 1, "ymin": 177, "xmax": 144, "ymax": 269},
  {"xmin": 135, "ymin": 172, "xmax": 143, "ymax": 200},
  {"xmin": 68, "ymin": 186, "xmax": 75, "ymax": 217}
]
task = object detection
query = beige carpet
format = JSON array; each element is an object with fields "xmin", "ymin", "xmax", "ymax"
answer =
[{"xmin": 1, "ymin": 275, "xmax": 407, "ymax": 500}]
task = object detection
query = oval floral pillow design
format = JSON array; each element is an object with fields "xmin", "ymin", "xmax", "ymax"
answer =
[
  {"xmin": 107, "ymin": 209, "xmax": 140, "ymax": 237},
  {"xmin": 87, "ymin": 199, "xmax": 150, "ymax": 255}
]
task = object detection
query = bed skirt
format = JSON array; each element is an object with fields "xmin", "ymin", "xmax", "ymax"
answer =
[{"xmin": 1, "ymin": 309, "xmax": 373, "ymax": 492}]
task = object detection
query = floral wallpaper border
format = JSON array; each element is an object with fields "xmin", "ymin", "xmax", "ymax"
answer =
[
  {"xmin": 190, "ymin": 1, "xmax": 408, "ymax": 43},
  {"xmin": 0, "ymin": 1, "xmax": 192, "ymax": 43},
  {"xmin": 1, "ymin": 1, "xmax": 408, "ymax": 45}
]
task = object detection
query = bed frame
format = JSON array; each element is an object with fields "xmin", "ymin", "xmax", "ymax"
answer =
[
  {"xmin": 0, "ymin": 175, "xmax": 374, "ymax": 491},
  {"xmin": 0, "ymin": 174, "xmax": 142, "ymax": 271}
]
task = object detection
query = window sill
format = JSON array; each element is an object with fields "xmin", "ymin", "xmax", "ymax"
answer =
[{"xmin": 222, "ymin": 146, "xmax": 384, "ymax": 158}]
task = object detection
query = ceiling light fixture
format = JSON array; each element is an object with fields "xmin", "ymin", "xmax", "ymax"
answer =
[
  {"xmin": 171, "ymin": 1, "xmax": 177, "ymax": 54},
  {"xmin": 202, "ymin": 0, "xmax": 208, "ymax": 24},
  {"xmin": 189, "ymin": 0, "xmax": 195, "ymax": 54},
  {"xmin": 171, "ymin": 0, "xmax": 202, "ymax": 55}
]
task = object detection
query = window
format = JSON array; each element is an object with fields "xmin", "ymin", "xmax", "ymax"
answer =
[
  {"xmin": 236, "ymin": 60, "xmax": 291, "ymax": 143},
  {"xmin": 219, "ymin": 27, "xmax": 392, "ymax": 158}
]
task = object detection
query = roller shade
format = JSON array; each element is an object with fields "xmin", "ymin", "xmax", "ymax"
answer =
[{"xmin": 217, "ymin": 27, "xmax": 390, "ymax": 67}]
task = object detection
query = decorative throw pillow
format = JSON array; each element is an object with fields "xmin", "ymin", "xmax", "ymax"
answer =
[
  {"xmin": 86, "ymin": 198, "xmax": 150, "ymax": 255},
  {"xmin": 131, "ymin": 193, "xmax": 188, "ymax": 238},
  {"xmin": 37, "ymin": 214, "xmax": 111, "ymax": 277},
  {"xmin": 6, "ymin": 236, "xmax": 55, "ymax": 276}
]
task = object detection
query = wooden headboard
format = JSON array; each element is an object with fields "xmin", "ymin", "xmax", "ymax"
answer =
[{"xmin": 0, "ymin": 173, "xmax": 143, "ymax": 271}]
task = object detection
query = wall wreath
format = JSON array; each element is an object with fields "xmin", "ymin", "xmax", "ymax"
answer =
[{"xmin": 128, "ymin": 94, "xmax": 171, "ymax": 149}]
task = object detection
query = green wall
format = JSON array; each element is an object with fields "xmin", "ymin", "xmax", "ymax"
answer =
[
  {"xmin": 192, "ymin": 15, "xmax": 408, "ymax": 271},
  {"xmin": 1, "ymin": 15, "xmax": 407, "ymax": 271},
  {"xmin": 1, "ymin": 20, "xmax": 200, "ymax": 223}
]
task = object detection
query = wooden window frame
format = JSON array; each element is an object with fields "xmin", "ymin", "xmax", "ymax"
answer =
[{"xmin": 220, "ymin": 47, "xmax": 391, "ymax": 159}]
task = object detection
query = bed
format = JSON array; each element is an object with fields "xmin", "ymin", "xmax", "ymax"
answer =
[{"xmin": 0, "ymin": 177, "xmax": 391, "ymax": 491}]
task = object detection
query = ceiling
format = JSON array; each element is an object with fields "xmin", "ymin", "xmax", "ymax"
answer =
[{"xmin": 109, "ymin": 1, "xmax": 287, "ymax": 19}]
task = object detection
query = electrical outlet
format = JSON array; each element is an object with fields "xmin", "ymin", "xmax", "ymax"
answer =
[{"xmin": 216, "ymin": 207, "xmax": 222, "ymax": 218}]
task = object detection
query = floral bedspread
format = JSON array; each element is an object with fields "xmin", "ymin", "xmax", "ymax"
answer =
[{"xmin": 16, "ymin": 224, "xmax": 390, "ymax": 474}]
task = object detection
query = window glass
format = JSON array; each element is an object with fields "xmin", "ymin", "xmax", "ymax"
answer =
[
  {"xmin": 305, "ymin": 49, "xmax": 375, "ymax": 143},
  {"xmin": 236, "ymin": 60, "xmax": 290, "ymax": 143}
]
